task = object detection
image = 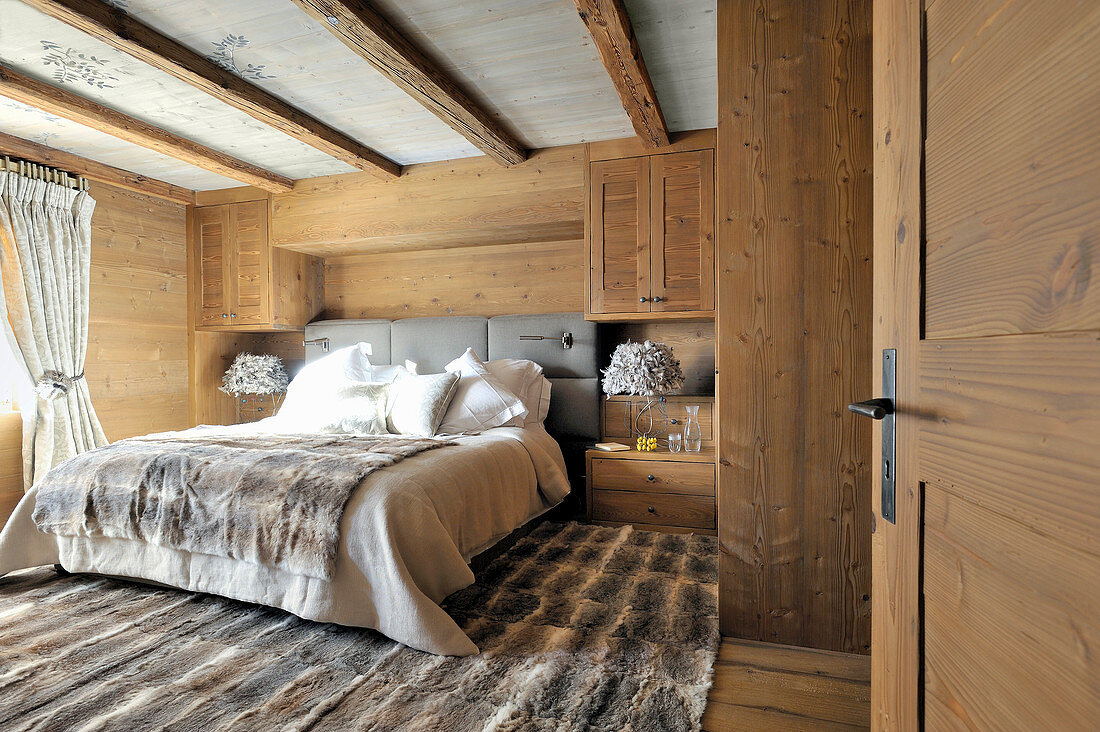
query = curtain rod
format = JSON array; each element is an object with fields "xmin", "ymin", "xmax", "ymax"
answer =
[{"xmin": 1, "ymin": 155, "xmax": 88, "ymax": 190}]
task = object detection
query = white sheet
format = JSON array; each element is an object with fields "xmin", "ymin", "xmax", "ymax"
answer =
[{"xmin": 0, "ymin": 422, "xmax": 571, "ymax": 656}]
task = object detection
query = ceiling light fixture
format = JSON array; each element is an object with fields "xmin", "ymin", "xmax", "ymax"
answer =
[{"xmin": 326, "ymin": 15, "xmax": 339, "ymax": 26}]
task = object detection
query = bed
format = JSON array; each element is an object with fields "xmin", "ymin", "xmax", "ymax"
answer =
[{"xmin": 0, "ymin": 313, "xmax": 599, "ymax": 656}]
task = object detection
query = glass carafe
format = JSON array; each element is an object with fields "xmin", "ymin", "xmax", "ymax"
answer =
[{"xmin": 682, "ymin": 405, "xmax": 702, "ymax": 452}]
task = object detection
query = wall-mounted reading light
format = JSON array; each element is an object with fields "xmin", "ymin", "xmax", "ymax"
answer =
[
  {"xmin": 519, "ymin": 332, "xmax": 573, "ymax": 349},
  {"xmin": 303, "ymin": 337, "xmax": 330, "ymax": 353}
]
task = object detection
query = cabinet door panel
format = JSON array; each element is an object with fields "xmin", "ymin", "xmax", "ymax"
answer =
[
  {"xmin": 650, "ymin": 150, "xmax": 714, "ymax": 312},
  {"xmin": 589, "ymin": 158, "xmax": 650, "ymax": 313},
  {"xmin": 196, "ymin": 205, "xmax": 229, "ymax": 327},
  {"xmin": 231, "ymin": 200, "xmax": 270, "ymax": 326}
]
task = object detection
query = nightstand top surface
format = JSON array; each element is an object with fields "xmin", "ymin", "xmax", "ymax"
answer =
[{"xmin": 586, "ymin": 446, "xmax": 716, "ymax": 463}]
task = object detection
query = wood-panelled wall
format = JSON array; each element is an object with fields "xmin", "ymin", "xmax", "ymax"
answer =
[
  {"xmin": 86, "ymin": 183, "xmax": 190, "ymax": 439},
  {"xmin": 1, "ymin": 181, "xmax": 190, "ymax": 528},
  {"xmin": 717, "ymin": 0, "xmax": 874, "ymax": 653},
  {"xmin": 324, "ymin": 240, "xmax": 585, "ymax": 319}
]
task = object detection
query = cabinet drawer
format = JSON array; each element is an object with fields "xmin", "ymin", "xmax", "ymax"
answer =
[
  {"xmin": 591, "ymin": 458, "xmax": 715, "ymax": 496},
  {"xmin": 592, "ymin": 489, "xmax": 716, "ymax": 530}
]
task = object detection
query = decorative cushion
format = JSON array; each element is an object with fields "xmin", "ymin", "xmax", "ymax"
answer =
[
  {"xmin": 387, "ymin": 371, "xmax": 460, "ymax": 437},
  {"xmin": 320, "ymin": 383, "xmax": 390, "ymax": 434},
  {"xmin": 439, "ymin": 349, "xmax": 529, "ymax": 434},
  {"xmin": 279, "ymin": 345, "xmax": 408, "ymax": 431}
]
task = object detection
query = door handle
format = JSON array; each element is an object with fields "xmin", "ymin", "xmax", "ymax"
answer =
[
  {"xmin": 848, "ymin": 398, "xmax": 893, "ymax": 420},
  {"xmin": 851, "ymin": 350, "xmax": 897, "ymax": 523}
]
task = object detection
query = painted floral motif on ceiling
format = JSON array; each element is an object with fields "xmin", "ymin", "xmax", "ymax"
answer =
[
  {"xmin": 40, "ymin": 41, "xmax": 121, "ymax": 89},
  {"xmin": 206, "ymin": 35, "xmax": 275, "ymax": 81}
]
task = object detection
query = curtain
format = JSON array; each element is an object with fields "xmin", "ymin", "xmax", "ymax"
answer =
[{"xmin": 0, "ymin": 170, "xmax": 107, "ymax": 487}]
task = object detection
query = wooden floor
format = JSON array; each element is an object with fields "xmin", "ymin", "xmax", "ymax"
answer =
[{"xmin": 702, "ymin": 638, "xmax": 871, "ymax": 731}]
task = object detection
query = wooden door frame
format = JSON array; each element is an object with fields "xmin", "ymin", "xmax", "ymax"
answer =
[{"xmin": 872, "ymin": 0, "xmax": 922, "ymax": 728}]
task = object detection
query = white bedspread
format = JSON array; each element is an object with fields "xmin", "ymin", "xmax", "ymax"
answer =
[{"xmin": 0, "ymin": 422, "xmax": 571, "ymax": 656}]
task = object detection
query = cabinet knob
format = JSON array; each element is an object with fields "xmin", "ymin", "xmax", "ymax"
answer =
[
  {"xmin": 639, "ymin": 297, "xmax": 648, "ymax": 303},
  {"xmin": 230, "ymin": 313, "xmax": 237, "ymax": 318},
  {"xmin": 647, "ymin": 506, "xmax": 656, "ymax": 513},
  {"xmin": 652, "ymin": 296, "xmax": 663, "ymax": 303},
  {"xmin": 221, "ymin": 313, "xmax": 228, "ymax": 318},
  {"xmin": 669, "ymin": 418, "xmax": 679, "ymax": 424},
  {"xmin": 647, "ymin": 474, "xmax": 656, "ymax": 482}
]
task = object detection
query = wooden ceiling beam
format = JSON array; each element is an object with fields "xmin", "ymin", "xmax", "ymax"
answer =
[
  {"xmin": 0, "ymin": 130, "xmax": 195, "ymax": 205},
  {"xmin": 0, "ymin": 65, "xmax": 294, "ymax": 193},
  {"xmin": 17, "ymin": 0, "xmax": 401, "ymax": 178},
  {"xmin": 290, "ymin": 0, "xmax": 528, "ymax": 166},
  {"xmin": 573, "ymin": 0, "xmax": 670, "ymax": 148}
]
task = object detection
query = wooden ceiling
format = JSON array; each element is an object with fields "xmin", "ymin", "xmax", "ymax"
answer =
[{"xmin": 0, "ymin": 0, "xmax": 717, "ymax": 191}]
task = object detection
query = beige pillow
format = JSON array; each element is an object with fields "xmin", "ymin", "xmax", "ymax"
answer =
[
  {"xmin": 387, "ymin": 372, "xmax": 460, "ymax": 437},
  {"xmin": 321, "ymin": 383, "xmax": 390, "ymax": 434}
]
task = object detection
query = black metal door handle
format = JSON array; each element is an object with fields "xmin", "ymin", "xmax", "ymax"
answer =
[{"xmin": 848, "ymin": 398, "xmax": 894, "ymax": 420}]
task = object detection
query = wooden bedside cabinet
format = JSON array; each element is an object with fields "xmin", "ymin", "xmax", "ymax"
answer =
[{"xmin": 585, "ymin": 448, "xmax": 716, "ymax": 535}]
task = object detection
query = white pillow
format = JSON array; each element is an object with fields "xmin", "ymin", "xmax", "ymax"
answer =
[
  {"xmin": 439, "ymin": 349, "xmax": 529, "ymax": 434},
  {"xmin": 320, "ymin": 382, "xmax": 390, "ymax": 434},
  {"xmin": 484, "ymin": 357, "xmax": 551, "ymax": 427},
  {"xmin": 387, "ymin": 371, "xmax": 460, "ymax": 437},
  {"xmin": 278, "ymin": 344, "xmax": 406, "ymax": 430}
]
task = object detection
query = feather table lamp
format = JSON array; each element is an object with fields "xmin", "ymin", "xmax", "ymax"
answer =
[
  {"xmin": 601, "ymin": 340, "xmax": 684, "ymax": 450},
  {"xmin": 220, "ymin": 353, "xmax": 290, "ymax": 422}
]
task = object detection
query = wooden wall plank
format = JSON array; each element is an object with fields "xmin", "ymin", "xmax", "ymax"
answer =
[
  {"xmin": 85, "ymin": 183, "xmax": 190, "ymax": 440},
  {"xmin": 922, "ymin": 0, "xmax": 1100, "ymax": 338},
  {"xmin": 0, "ymin": 412, "xmax": 23, "ymax": 529},
  {"xmin": 717, "ymin": 0, "xmax": 873, "ymax": 654},
  {"xmin": 323, "ymin": 240, "xmax": 584, "ymax": 319},
  {"xmin": 271, "ymin": 146, "xmax": 584, "ymax": 256}
]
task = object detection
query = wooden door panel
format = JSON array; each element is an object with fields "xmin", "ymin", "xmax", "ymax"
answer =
[
  {"xmin": 650, "ymin": 149, "xmax": 714, "ymax": 312},
  {"xmin": 874, "ymin": 0, "xmax": 1100, "ymax": 727},
  {"xmin": 589, "ymin": 158, "xmax": 649, "ymax": 313},
  {"xmin": 919, "ymin": 334, "xmax": 1100, "ymax": 551},
  {"xmin": 924, "ymin": 487, "xmax": 1098, "ymax": 730},
  {"xmin": 923, "ymin": 0, "xmax": 1100, "ymax": 339},
  {"xmin": 196, "ymin": 205, "xmax": 228, "ymax": 327},
  {"xmin": 232, "ymin": 200, "xmax": 269, "ymax": 326}
]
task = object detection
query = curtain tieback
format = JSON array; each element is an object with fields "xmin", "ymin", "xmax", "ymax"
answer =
[{"xmin": 35, "ymin": 370, "xmax": 86, "ymax": 400}]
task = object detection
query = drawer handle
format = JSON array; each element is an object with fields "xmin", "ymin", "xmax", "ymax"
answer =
[
  {"xmin": 639, "ymin": 297, "xmax": 648, "ymax": 303},
  {"xmin": 646, "ymin": 474, "xmax": 656, "ymax": 482},
  {"xmin": 647, "ymin": 506, "xmax": 655, "ymax": 513}
]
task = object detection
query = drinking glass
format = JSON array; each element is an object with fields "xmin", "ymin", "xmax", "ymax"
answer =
[{"xmin": 668, "ymin": 433, "xmax": 682, "ymax": 452}]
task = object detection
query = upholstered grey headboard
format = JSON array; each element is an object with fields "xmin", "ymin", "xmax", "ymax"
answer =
[{"xmin": 303, "ymin": 313, "xmax": 599, "ymax": 442}]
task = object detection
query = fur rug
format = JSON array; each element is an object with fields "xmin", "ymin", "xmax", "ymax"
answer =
[
  {"xmin": 32, "ymin": 433, "xmax": 454, "ymax": 580},
  {"xmin": 0, "ymin": 522, "xmax": 719, "ymax": 731}
]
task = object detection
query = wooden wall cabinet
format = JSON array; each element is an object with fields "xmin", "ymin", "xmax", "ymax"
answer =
[
  {"xmin": 587, "ymin": 148, "xmax": 714, "ymax": 320},
  {"xmin": 192, "ymin": 200, "xmax": 322, "ymax": 331}
]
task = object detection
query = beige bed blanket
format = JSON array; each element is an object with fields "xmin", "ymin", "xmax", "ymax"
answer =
[
  {"xmin": 31, "ymin": 433, "xmax": 454, "ymax": 581},
  {"xmin": 0, "ymin": 423, "xmax": 570, "ymax": 656}
]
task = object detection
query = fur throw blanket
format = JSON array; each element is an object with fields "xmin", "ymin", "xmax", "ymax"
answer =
[{"xmin": 32, "ymin": 433, "xmax": 454, "ymax": 581}]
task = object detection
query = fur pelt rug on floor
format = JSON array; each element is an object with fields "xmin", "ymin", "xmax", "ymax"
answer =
[{"xmin": 0, "ymin": 522, "xmax": 719, "ymax": 731}]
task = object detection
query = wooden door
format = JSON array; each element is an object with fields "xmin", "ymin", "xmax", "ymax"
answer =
[
  {"xmin": 873, "ymin": 0, "xmax": 1099, "ymax": 728},
  {"xmin": 589, "ymin": 157, "xmax": 651, "ymax": 313},
  {"xmin": 649, "ymin": 149, "xmax": 714, "ymax": 312},
  {"xmin": 230, "ymin": 200, "xmax": 270, "ymax": 327},
  {"xmin": 195, "ymin": 205, "xmax": 229, "ymax": 327}
]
